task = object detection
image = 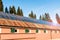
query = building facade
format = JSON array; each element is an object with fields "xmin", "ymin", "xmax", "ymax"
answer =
[{"xmin": 0, "ymin": 12, "xmax": 60, "ymax": 40}]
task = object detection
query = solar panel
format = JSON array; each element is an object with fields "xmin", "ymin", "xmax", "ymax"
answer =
[
  {"xmin": 0, "ymin": 12, "xmax": 10, "ymax": 19},
  {"xmin": 0, "ymin": 12, "xmax": 60, "ymax": 27},
  {"xmin": 9, "ymin": 15, "xmax": 15, "ymax": 20}
]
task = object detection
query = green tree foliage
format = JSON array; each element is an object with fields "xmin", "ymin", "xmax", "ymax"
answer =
[
  {"xmin": 33, "ymin": 14, "xmax": 36, "ymax": 19},
  {"xmin": 56, "ymin": 13, "xmax": 60, "ymax": 24},
  {"xmin": 5, "ymin": 7, "xmax": 9, "ymax": 13},
  {"xmin": 9, "ymin": 6, "xmax": 16, "ymax": 14},
  {"xmin": 9, "ymin": 6, "xmax": 13, "ymax": 14},
  {"xmin": 29, "ymin": 11, "xmax": 33, "ymax": 18},
  {"xmin": 17, "ymin": 7, "xmax": 23, "ymax": 16},
  {"xmin": 12, "ymin": 6, "xmax": 16, "ymax": 14},
  {"xmin": 39, "ymin": 15, "xmax": 41, "ymax": 20},
  {"xmin": 17, "ymin": 7, "xmax": 20, "ymax": 15},
  {"xmin": 20, "ymin": 9, "xmax": 23, "ymax": 16},
  {"xmin": 29, "ymin": 11, "xmax": 36, "ymax": 19},
  {"xmin": 0, "ymin": 0, "xmax": 3, "ymax": 11},
  {"xmin": 45, "ymin": 13, "xmax": 49, "ymax": 21},
  {"xmin": 39, "ymin": 13, "xmax": 52, "ymax": 22}
]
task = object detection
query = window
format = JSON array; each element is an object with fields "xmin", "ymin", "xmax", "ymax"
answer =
[
  {"xmin": 11, "ymin": 28, "xmax": 17, "ymax": 33},
  {"xmin": 36, "ymin": 29, "xmax": 39, "ymax": 33},
  {"xmin": 44, "ymin": 29, "xmax": 46, "ymax": 33},
  {"xmin": 25, "ymin": 29, "xmax": 29, "ymax": 33}
]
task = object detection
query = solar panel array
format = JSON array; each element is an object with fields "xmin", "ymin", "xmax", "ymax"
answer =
[{"xmin": 0, "ymin": 12, "xmax": 60, "ymax": 27}]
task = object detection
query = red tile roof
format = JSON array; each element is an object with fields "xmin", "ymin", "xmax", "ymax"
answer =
[{"xmin": 0, "ymin": 18, "xmax": 60, "ymax": 30}]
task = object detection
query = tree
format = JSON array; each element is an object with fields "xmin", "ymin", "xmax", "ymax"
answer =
[
  {"xmin": 0, "ymin": 0, "xmax": 3, "ymax": 11},
  {"xmin": 9, "ymin": 6, "xmax": 16, "ymax": 14},
  {"xmin": 29, "ymin": 11, "xmax": 36, "ymax": 19},
  {"xmin": 46, "ymin": 13, "xmax": 52, "ymax": 22},
  {"xmin": 33, "ymin": 14, "xmax": 36, "ymax": 19},
  {"xmin": 56, "ymin": 13, "xmax": 60, "ymax": 24},
  {"xmin": 17, "ymin": 7, "xmax": 23, "ymax": 16},
  {"xmin": 40, "ymin": 15, "xmax": 44, "ymax": 20},
  {"xmin": 39, "ymin": 13, "xmax": 52, "ymax": 22},
  {"xmin": 20, "ymin": 9, "xmax": 23, "ymax": 16},
  {"xmin": 45, "ymin": 13, "xmax": 50, "ymax": 21},
  {"xmin": 17, "ymin": 7, "xmax": 20, "ymax": 15},
  {"xmin": 39, "ymin": 15, "xmax": 41, "ymax": 20},
  {"xmin": 29, "ymin": 11, "xmax": 34, "ymax": 18},
  {"xmin": 12, "ymin": 6, "xmax": 16, "ymax": 14},
  {"xmin": 5, "ymin": 7, "xmax": 9, "ymax": 13},
  {"xmin": 9, "ymin": 6, "xmax": 13, "ymax": 14}
]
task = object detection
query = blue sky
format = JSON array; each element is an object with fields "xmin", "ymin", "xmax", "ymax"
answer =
[{"xmin": 2, "ymin": 0, "xmax": 60, "ymax": 23}]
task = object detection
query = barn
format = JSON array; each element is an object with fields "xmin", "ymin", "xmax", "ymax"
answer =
[{"xmin": 0, "ymin": 12, "xmax": 60, "ymax": 40}]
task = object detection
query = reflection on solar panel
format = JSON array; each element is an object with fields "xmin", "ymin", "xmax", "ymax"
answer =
[{"xmin": 0, "ymin": 12, "xmax": 60, "ymax": 26}]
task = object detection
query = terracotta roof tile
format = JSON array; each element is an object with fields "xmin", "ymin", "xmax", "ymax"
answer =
[
  {"xmin": 15, "ymin": 21, "xmax": 22, "ymax": 26},
  {"xmin": 0, "ymin": 18, "xmax": 60, "ymax": 30},
  {"xmin": 7, "ymin": 20, "xmax": 14, "ymax": 26},
  {"xmin": 24, "ymin": 22, "xmax": 32, "ymax": 27},
  {"xmin": 38, "ymin": 24, "xmax": 45, "ymax": 28}
]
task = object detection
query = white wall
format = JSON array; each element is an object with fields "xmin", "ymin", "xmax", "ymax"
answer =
[{"xmin": 17, "ymin": 29, "xmax": 19, "ymax": 33}]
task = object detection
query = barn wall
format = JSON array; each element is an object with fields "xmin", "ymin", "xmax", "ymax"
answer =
[
  {"xmin": 0, "ymin": 28, "xmax": 1, "ymax": 33},
  {"xmin": 51, "ymin": 30, "xmax": 60, "ymax": 40},
  {"xmin": 1, "ymin": 33, "xmax": 36, "ymax": 40},
  {"xmin": 0, "ymin": 28, "xmax": 1, "ymax": 40},
  {"xmin": 0, "ymin": 34, "xmax": 1, "ymax": 40},
  {"xmin": 0, "ymin": 26, "xmax": 60, "ymax": 40},
  {"xmin": 1, "ymin": 28, "xmax": 10, "ymax": 33},
  {"xmin": 35, "ymin": 30, "xmax": 51, "ymax": 40},
  {"xmin": 0, "ymin": 27, "xmax": 36, "ymax": 40}
]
